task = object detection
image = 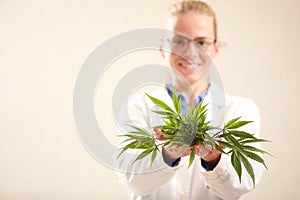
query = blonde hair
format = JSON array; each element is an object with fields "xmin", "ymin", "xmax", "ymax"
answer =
[{"xmin": 169, "ymin": 0, "xmax": 218, "ymax": 40}]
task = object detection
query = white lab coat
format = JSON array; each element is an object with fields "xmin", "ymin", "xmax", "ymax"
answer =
[{"xmin": 114, "ymin": 85, "xmax": 266, "ymax": 200}]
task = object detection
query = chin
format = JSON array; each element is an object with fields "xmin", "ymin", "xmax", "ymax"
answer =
[{"xmin": 186, "ymin": 77, "xmax": 200, "ymax": 85}]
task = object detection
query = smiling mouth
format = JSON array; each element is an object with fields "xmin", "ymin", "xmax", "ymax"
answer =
[{"xmin": 178, "ymin": 62, "xmax": 203, "ymax": 72}]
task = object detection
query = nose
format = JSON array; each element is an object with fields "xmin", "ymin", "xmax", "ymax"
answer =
[{"xmin": 181, "ymin": 41, "xmax": 202, "ymax": 64}]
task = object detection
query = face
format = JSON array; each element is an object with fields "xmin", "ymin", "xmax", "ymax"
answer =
[{"xmin": 164, "ymin": 12, "xmax": 219, "ymax": 85}]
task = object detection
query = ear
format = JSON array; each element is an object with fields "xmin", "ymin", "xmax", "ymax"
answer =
[
  {"xmin": 214, "ymin": 40, "xmax": 222, "ymax": 54},
  {"xmin": 209, "ymin": 40, "xmax": 221, "ymax": 59}
]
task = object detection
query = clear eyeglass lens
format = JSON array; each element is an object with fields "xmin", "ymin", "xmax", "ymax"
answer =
[{"xmin": 167, "ymin": 36, "xmax": 213, "ymax": 53}]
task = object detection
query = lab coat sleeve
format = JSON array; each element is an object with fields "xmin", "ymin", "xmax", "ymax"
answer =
[
  {"xmin": 113, "ymin": 92, "xmax": 180, "ymax": 196},
  {"xmin": 199, "ymin": 98, "xmax": 266, "ymax": 199}
]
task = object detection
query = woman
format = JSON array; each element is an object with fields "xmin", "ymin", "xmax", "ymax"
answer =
[{"xmin": 115, "ymin": 1, "xmax": 265, "ymax": 199}]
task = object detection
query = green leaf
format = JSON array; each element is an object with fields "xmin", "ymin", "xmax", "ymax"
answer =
[
  {"xmin": 119, "ymin": 137, "xmax": 135, "ymax": 144},
  {"xmin": 224, "ymin": 117, "xmax": 241, "ymax": 128},
  {"xmin": 214, "ymin": 142, "xmax": 227, "ymax": 154},
  {"xmin": 243, "ymin": 145, "xmax": 274, "ymax": 157},
  {"xmin": 121, "ymin": 134, "xmax": 150, "ymax": 141},
  {"xmin": 244, "ymin": 150, "xmax": 268, "ymax": 169},
  {"xmin": 151, "ymin": 110, "xmax": 175, "ymax": 116},
  {"xmin": 240, "ymin": 138, "xmax": 271, "ymax": 144},
  {"xmin": 228, "ymin": 130, "xmax": 256, "ymax": 139},
  {"xmin": 146, "ymin": 93, "xmax": 176, "ymax": 114},
  {"xmin": 162, "ymin": 133, "xmax": 176, "ymax": 139},
  {"xmin": 177, "ymin": 144, "xmax": 190, "ymax": 153},
  {"xmin": 127, "ymin": 125, "xmax": 153, "ymax": 137},
  {"xmin": 226, "ymin": 135, "xmax": 247, "ymax": 155},
  {"xmin": 188, "ymin": 145, "xmax": 196, "ymax": 168},
  {"xmin": 117, "ymin": 141, "xmax": 137, "ymax": 158},
  {"xmin": 239, "ymin": 153, "xmax": 256, "ymax": 187},
  {"xmin": 162, "ymin": 140, "xmax": 171, "ymax": 147},
  {"xmin": 133, "ymin": 148, "xmax": 153, "ymax": 163},
  {"xmin": 172, "ymin": 87, "xmax": 182, "ymax": 114},
  {"xmin": 203, "ymin": 139, "xmax": 215, "ymax": 147},
  {"xmin": 136, "ymin": 140, "xmax": 143, "ymax": 147},
  {"xmin": 218, "ymin": 140, "xmax": 235, "ymax": 149},
  {"xmin": 167, "ymin": 140, "xmax": 183, "ymax": 147},
  {"xmin": 151, "ymin": 148, "xmax": 157, "ymax": 166},
  {"xmin": 231, "ymin": 151, "xmax": 242, "ymax": 183},
  {"xmin": 226, "ymin": 120, "xmax": 253, "ymax": 129},
  {"xmin": 196, "ymin": 101, "xmax": 208, "ymax": 116}
]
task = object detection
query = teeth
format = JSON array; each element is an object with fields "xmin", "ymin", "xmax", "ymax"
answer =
[{"xmin": 179, "ymin": 63, "xmax": 200, "ymax": 68}]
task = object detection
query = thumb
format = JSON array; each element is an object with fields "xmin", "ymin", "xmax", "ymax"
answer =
[{"xmin": 153, "ymin": 127, "xmax": 167, "ymax": 140}]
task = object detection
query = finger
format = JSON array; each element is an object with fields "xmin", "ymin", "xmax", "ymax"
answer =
[
  {"xmin": 195, "ymin": 144, "xmax": 201, "ymax": 149},
  {"xmin": 153, "ymin": 128, "xmax": 167, "ymax": 140},
  {"xmin": 194, "ymin": 144, "xmax": 203, "ymax": 156},
  {"xmin": 153, "ymin": 127, "xmax": 161, "ymax": 134},
  {"xmin": 216, "ymin": 139, "xmax": 226, "ymax": 149},
  {"xmin": 156, "ymin": 134, "xmax": 165, "ymax": 140},
  {"xmin": 195, "ymin": 146, "xmax": 200, "ymax": 156},
  {"xmin": 181, "ymin": 148, "xmax": 192, "ymax": 157},
  {"xmin": 219, "ymin": 143, "xmax": 225, "ymax": 149}
]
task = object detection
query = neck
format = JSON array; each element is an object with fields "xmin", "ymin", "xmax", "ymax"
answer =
[{"xmin": 172, "ymin": 78, "xmax": 209, "ymax": 107}]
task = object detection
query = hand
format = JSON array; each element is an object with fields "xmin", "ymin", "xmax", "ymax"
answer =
[
  {"xmin": 154, "ymin": 128, "xmax": 192, "ymax": 160},
  {"xmin": 154, "ymin": 128, "xmax": 225, "ymax": 165},
  {"xmin": 195, "ymin": 142, "xmax": 225, "ymax": 168}
]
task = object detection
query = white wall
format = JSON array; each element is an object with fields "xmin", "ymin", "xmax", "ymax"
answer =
[{"xmin": 1, "ymin": 0, "xmax": 299, "ymax": 199}]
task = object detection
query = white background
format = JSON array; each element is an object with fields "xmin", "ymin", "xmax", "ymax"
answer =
[{"xmin": 1, "ymin": 0, "xmax": 300, "ymax": 199}]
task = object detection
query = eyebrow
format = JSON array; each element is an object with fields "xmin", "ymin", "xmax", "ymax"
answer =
[
  {"xmin": 193, "ymin": 36, "xmax": 214, "ymax": 41},
  {"xmin": 173, "ymin": 34, "xmax": 215, "ymax": 41}
]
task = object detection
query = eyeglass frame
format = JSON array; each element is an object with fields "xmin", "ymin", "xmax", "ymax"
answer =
[{"xmin": 163, "ymin": 34, "xmax": 217, "ymax": 53}]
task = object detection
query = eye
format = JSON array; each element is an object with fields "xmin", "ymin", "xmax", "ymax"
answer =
[
  {"xmin": 172, "ymin": 37, "xmax": 186, "ymax": 46},
  {"xmin": 197, "ymin": 41, "xmax": 206, "ymax": 46}
]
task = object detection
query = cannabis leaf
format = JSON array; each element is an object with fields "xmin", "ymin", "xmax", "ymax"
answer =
[{"xmin": 118, "ymin": 89, "xmax": 271, "ymax": 187}]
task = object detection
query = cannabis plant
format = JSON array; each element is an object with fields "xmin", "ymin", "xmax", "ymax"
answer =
[{"xmin": 118, "ymin": 89, "xmax": 271, "ymax": 186}]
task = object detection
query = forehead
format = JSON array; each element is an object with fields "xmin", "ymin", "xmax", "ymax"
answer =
[{"xmin": 168, "ymin": 12, "xmax": 214, "ymax": 39}]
